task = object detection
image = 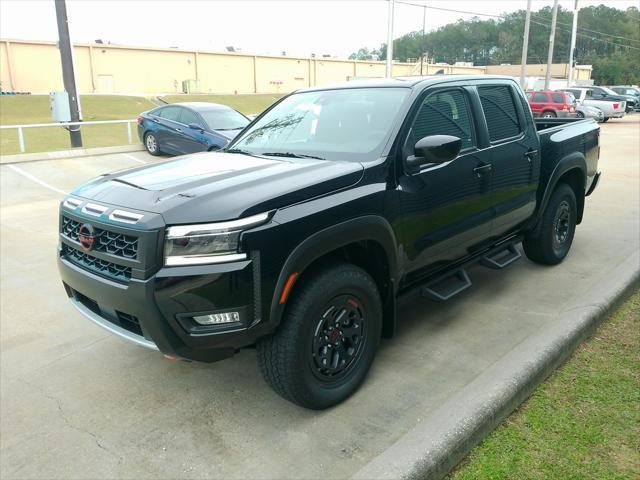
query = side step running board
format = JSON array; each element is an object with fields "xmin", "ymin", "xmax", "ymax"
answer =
[
  {"xmin": 421, "ymin": 269, "xmax": 472, "ymax": 302},
  {"xmin": 480, "ymin": 244, "xmax": 522, "ymax": 270}
]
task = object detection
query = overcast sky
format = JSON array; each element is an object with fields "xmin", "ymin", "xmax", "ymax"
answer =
[{"xmin": 1, "ymin": 0, "xmax": 637, "ymax": 59}]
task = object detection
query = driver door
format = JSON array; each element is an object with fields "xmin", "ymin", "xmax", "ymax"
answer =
[{"xmin": 396, "ymin": 88, "xmax": 494, "ymax": 273}]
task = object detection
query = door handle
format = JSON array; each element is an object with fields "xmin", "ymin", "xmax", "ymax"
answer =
[
  {"xmin": 525, "ymin": 150, "xmax": 538, "ymax": 162},
  {"xmin": 175, "ymin": 128, "xmax": 182, "ymax": 133},
  {"xmin": 473, "ymin": 164, "xmax": 492, "ymax": 177}
]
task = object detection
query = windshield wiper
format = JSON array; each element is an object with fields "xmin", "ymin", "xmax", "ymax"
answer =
[
  {"xmin": 261, "ymin": 152, "xmax": 325, "ymax": 161},
  {"xmin": 226, "ymin": 148, "xmax": 255, "ymax": 156}
]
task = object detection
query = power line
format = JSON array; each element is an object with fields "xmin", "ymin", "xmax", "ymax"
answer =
[
  {"xmin": 396, "ymin": 1, "xmax": 503, "ymax": 19},
  {"xmin": 530, "ymin": 13, "xmax": 640, "ymax": 43},
  {"xmin": 530, "ymin": 19, "xmax": 640, "ymax": 51},
  {"xmin": 396, "ymin": 1, "xmax": 640, "ymax": 51}
]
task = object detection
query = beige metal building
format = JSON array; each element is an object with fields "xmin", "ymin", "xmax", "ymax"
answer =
[
  {"xmin": 0, "ymin": 39, "xmax": 591, "ymax": 96},
  {"xmin": 485, "ymin": 63, "xmax": 593, "ymax": 82},
  {"xmin": 0, "ymin": 39, "xmax": 488, "ymax": 95}
]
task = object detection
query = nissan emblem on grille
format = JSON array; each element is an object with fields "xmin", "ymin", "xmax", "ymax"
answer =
[{"xmin": 78, "ymin": 224, "xmax": 96, "ymax": 251}]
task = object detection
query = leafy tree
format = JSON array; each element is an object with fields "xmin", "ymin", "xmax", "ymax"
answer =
[{"xmin": 354, "ymin": 4, "xmax": 640, "ymax": 85}]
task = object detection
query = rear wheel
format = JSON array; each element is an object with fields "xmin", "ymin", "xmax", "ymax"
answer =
[
  {"xmin": 523, "ymin": 183, "xmax": 577, "ymax": 265},
  {"xmin": 602, "ymin": 117, "xmax": 610, "ymax": 123},
  {"xmin": 257, "ymin": 263, "xmax": 382, "ymax": 409},
  {"xmin": 576, "ymin": 111, "xmax": 585, "ymax": 118},
  {"xmin": 144, "ymin": 132, "xmax": 161, "ymax": 156},
  {"xmin": 541, "ymin": 111, "xmax": 557, "ymax": 119}
]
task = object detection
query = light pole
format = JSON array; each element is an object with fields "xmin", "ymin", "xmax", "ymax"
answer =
[
  {"xmin": 567, "ymin": 0, "xmax": 579, "ymax": 87},
  {"xmin": 54, "ymin": 0, "xmax": 82, "ymax": 147},
  {"xmin": 420, "ymin": 4, "xmax": 427, "ymax": 75},
  {"xmin": 386, "ymin": 0, "xmax": 395, "ymax": 78},
  {"xmin": 544, "ymin": 0, "xmax": 559, "ymax": 90},
  {"xmin": 519, "ymin": 0, "xmax": 532, "ymax": 88}
]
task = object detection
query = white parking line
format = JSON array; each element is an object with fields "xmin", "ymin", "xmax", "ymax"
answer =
[
  {"xmin": 121, "ymin": 153, "xmax": 147, "ymax": 164},
  {"xmin": 6, "ymin": 164, "xmax": 68, "ymax": 195}
]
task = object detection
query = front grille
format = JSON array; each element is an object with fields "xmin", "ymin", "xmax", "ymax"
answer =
[
  {"xmin": 62, "ymin": 244, "xmax": 132, "ymax": 282},
  {"xmin": 62, "ymin": 216, "xmax": 138, "ymax": 259}
]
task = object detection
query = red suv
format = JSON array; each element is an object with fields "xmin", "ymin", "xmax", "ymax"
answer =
[{"xmin": 526, "ymin": 90, "xmax": 577, "ymax": 118}]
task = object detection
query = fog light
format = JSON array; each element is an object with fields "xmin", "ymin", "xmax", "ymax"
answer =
[{"xmin": 193, "ymin": 311, "xmax": 240, "ymax": 325}]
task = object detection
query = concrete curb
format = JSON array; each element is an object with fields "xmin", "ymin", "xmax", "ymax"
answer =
[
  {"xmin": 352, "ymin": 250, "xmax": 640, "ymax": 480},
  {"xmin": 0, "ymin": 144, "xmax": 144, "ymax": 164}
]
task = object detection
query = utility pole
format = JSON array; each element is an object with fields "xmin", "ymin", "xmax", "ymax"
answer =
[
  {"xmin": 54, "ymin": 0, "xmax": 82, "ymax": 147},
  {"xmin": 567, "ymin": 0, "xmax": 579, "ymax": 87},
  {"xmin": 420, "ymin": 4, "xmax": 427, "ymax": 75},
  {"xmin": 519, "ymin": 0, "xmax": 532, "ymax": 88},
  {"xmin": 386, "ymin": 0, "xmax": 395, "ymax": 78},
  {"xmin": 544, "ymin": 0, "xmax": 559, "ymax": 90}
]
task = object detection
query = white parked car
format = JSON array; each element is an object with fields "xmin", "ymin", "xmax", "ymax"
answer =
[{"xmin": 562, "ymin": 87, "xmax": 626, "ymax": 122}]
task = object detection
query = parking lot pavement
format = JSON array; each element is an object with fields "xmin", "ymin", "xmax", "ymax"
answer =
[{"xmin": 1, "ymin": 117, "xmax": 639, "ymax": 480}]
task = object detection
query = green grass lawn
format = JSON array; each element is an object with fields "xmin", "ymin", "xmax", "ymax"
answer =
[
  {"xmin": 0, "ymin": 93, "xmax": 282, "ymax": 155},
  {"xmin": 0, "ymin": 95, "xmax": 156, "ymax": 155},
  {"xmin": 161, "ymin": 94, "xmax": 283, "ymax": 115},
  {"xmin": 449, "ymin": 289, "xmax": 640, "ymax": 480}
]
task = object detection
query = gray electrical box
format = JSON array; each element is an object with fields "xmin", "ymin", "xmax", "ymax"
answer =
[{"xmin": 50, "ymin": 91, "xmax": 71, "ymax": 122}]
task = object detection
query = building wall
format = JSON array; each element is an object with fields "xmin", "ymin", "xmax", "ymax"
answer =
[
  {"xmin": 1, "ymin": 38, "xmax": 503, "ymax": 95},
  {"xmin": 485, "ymin": 63, "xmax": 592, "ymax": 81}
]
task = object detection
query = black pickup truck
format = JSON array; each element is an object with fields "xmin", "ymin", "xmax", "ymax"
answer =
[{"xmin": 58, "ymin": 76, "xmax": 600, "ymax": 409}]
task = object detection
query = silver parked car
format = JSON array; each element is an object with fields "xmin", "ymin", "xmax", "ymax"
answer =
[{"xmin": 576, "ymin": 104, "xmax": 604, "ymax": 122}]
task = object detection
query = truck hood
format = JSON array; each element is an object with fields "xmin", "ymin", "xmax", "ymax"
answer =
[{"xmin": 72, "ymin": 151, "xmax": 364, "ymax": 224}]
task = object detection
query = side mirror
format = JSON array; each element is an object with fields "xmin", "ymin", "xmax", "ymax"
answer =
[
  {"xmin": 188, "ymin": 123, "xmax": 205, "ymax": 132},
  {"xmin": 406, "ymin": 135, "xmax": 462, "ymax": 174}
]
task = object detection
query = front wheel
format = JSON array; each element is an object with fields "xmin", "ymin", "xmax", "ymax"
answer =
[
  {"xmin": 257, "ymin": 263, "xmax": 382, "ymax": 409},
  {"xmin": 541, "ymin": 111, "xmax": 557, "ymax": 119},
  {"xmin": 523, "ymin": 183, "xmax": 577, "ymax": 265},
  {"xmin": 602, "ymin": 117, "xmax": 610, "ymax": 123}
]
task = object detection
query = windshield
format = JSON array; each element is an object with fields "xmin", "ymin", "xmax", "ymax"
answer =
[
  {"xmin": 228, "ymin": 87, "xmax": 410, "ymax": 162},
  {"xmin": 201, "ymin": 109, "xmax": 249, "ymax": 130},
  {"xmin": 600, "ymin": 87, "xmax": 619, "ymax": 96}
]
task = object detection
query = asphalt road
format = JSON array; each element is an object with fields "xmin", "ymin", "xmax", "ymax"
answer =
[{"xmin": 1, "ymin": 116, "xmax": 639, "ymax": 479}]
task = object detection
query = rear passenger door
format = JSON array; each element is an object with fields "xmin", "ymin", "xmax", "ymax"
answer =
[
  {"xmin": 155, "ymin": 106, "xmax": 183, "ymax": 153},
  {"xmin": 477, "ymin": 84, "xmax": 539, "ymax": 237}
]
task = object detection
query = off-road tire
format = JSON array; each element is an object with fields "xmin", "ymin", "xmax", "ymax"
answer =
[
  {"xmin": 523, "ymin": 183, "xmax": 577, "ymax": 265},
  {"xmin": 257, "ymin": 263, "xmax": 382, "ymax": 409}
]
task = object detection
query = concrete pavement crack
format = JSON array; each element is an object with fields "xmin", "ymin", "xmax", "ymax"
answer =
[{"xmin": 21, "ymin": 380, "xmax": 124, "ymax": 466}]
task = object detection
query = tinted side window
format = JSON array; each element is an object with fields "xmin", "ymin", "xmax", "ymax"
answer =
[
  {"xmin": 532, "ymin": 92, "xmax": 547, "ymax": 103},
  {"xmin": 478, "ymin": 86, "xmax": 522, "ymax": 142},
  {"xmin": 180, "ymin": 108, "xmax": 201, "ymax": 126},
  {"xmin": 551, "ymin": 93, "xmax": 564, "ymax": 103},
  {"xmin": 405, "ymin": 89, "xmax": 474, "ymax": 157},
  {"xmin": 566, "ymin": 89, "xmax": 581, "ymax": 98},
  {"xmin": 158, "ymin": 106, "xmax": 182, "ymax": 122}
]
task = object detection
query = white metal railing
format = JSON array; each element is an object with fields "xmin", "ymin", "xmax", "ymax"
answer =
[{"xmin": 0, "ymin": 119, "xmax": 137, "ymax": 153}]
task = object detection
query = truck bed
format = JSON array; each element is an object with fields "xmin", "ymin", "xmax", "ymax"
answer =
[
  {"xmin": 535, "ymin": 117, "xmax": 600, "ymax": 197},
  {"xmin": 534, "ymin": 117, "xmax": 587, "ymax": 132}
]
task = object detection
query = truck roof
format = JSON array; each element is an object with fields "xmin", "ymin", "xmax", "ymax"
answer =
[{"xmin": 296, "ymin": 75, "xmax": 518, "ymax": 93}]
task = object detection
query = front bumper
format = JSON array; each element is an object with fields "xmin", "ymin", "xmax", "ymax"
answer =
[{"xmin": 58, "ymin": 250, "xmax": 267, "ymax": 362}]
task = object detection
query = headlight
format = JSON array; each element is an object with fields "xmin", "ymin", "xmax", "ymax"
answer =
[{"xmin": 164, "ymin": 212, "xmax": 269, "ymax": 266}]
